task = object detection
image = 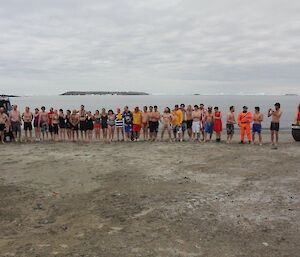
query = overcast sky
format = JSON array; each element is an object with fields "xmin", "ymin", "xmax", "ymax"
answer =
[{"xmin": 1, "ymin": 0, "xmax": 300, "ymax": 95}]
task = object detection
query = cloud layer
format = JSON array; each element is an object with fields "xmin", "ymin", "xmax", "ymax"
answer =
[{"xmin": 1, "ymin": 0, "xmax": 300, "ymax": 95}]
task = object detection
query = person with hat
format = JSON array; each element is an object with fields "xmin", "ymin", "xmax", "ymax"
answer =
[{"xmin": 238, "ymin": 106, "xmax": 253, "ymax": 144}]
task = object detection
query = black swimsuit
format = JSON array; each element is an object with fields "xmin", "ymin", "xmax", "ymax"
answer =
[
  {"xmin": 86, "ymin": 117, "xmax": 94, "ymax": 130},
  {"xmin": 59, "ymin": 115, "xmax": 66, "ymax": 128},
  {"xmin": 65, "ymin": 116, "xmax": 71, "ymax": 129},
  {"xmin": 101, "ymin": 115, "xmax": 108, "ymax": 129}
]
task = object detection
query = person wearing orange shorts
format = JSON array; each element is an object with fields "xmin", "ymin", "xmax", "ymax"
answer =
[
  {"xmin": 132, "ymin": 106, "xmax": 142, "ymax": 141},
  {"xmin": 238, "ymin": 106, "xmax": 253, "ymax": 144}
]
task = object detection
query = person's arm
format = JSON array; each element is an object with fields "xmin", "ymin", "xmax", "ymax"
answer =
[
  {"xmin": 170, "ymin": 114, "xmax": 174, "ymax": 123},
  {"xmin": 237, "ymin": 113, "xmax": 241, "ymax": 126},
  {"xmin": 260, "ymin": 114, "xmax": 263, "ymax": 122},
  {"xmin": 268, "ymin": 109, "xmax": 273, "ymax": 117},
  {"xmin": 6, "ymin": 114, "xmax": 11, "ymax": 128},
  {"xmin": 226, "ymin": 113, "xmax": 229, "ymax": 123},
  {"xmin": 248, "ymin": 112, "xmax": 253, "ymax": 123},
  {"xmin": 277, "ymin": 111, "xmax": 283, "ymax": 119}
]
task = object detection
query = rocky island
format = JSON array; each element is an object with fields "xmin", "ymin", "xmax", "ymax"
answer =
[{"xmin": 61, "ymin": 91, "xmax": 149, "ymax": 96}]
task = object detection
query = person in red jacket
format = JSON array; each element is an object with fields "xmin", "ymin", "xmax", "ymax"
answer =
[{"xmin": 238, "ymin": 106, "xmax": 252, "ymax": 144}]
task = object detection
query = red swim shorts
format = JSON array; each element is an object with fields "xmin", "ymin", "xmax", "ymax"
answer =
[
  {"xmin": 94, "ymin": 124, "xmax": 101, "ymax": 129},
  {"xmin": 133, "ymin": 124, "xmax": 141, "ymax": 132}
]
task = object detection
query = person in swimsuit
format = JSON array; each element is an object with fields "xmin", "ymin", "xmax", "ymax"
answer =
[
  {"xmin": 58, "ymin": 109, "xmax": 66, "ymax": 141},
  {"xmin": 86, "ymin": 111, "xmax": 94, "ymax": 142},
  {"xmin": 33, "ymin": 108, "xmax": 41, "ymax": 141},
  {"xmin": 213, "ymin": 107, "xmax": 222, "ymax": 142},
  {"xmin": 79, "ymin": 105, "xmax": 87, "ymax": 141},
  {"xmin": 115, "ymin": 108, "xmax": 124, "ymax": 141},
  {"xmin": 238, "ymin": 106, "xmax": 253, "ymax": 144},
  {"xmin": 268, "ymin": 102, "xmax": 283, "ymax": 148},
  {"xmin": 192, "ymin": 105, "xmax": 201, "ymax": 141},
  {"xmin": 204, "ymin": 106, "xmax": 214, "ymax": 142},
  {"xmin": 22, "ymin": 106, "xmax": 33, "ymax": 142},
  {"xmin": 295, "ymin": 103, "xmax": 300, "ymax": 125},
  {"xmin": 48, "ymin": 107, "xmax": 54, "ymax": 141},
  {"xmin": 142, "ymin": 106, "xmax": 149, "ymax": 141},
  {"xmin": 40, "ymin": 106, "xmax": 49, "ymax": 141},
  {"xmin": 94, "ymin": 110, "xmax": 101, "ymax": 141},
  {"xmin": 123, "ymin": 106, "xmax": 133, "ymax": 141},
  {"xmin": 52, "ymin": 110, "xmax": 60, "ymax": 141},
  {"xmin": 199, "ymin": 104, "xmax": 206, "ymax": 141},
  {"xmin": 107, "ymin": 110, "xmax": 116, "ymax": 142},
  {"xmin": 186, "ymin": 105, "xmax": 193, "ymax": 141},
  {"xmin": 226, "ymin": 106, "xmax": 236, "ymax": 144},
  {"xmin": 70, "ymin": 109, "xmax": 80, "ymax": 141},
  {"xmin": 180, "ymin": 104, "xmax": 187, "ymax": 140},
  {"xmin": 0, "ymin": 107, "xmax": 9, "ymax": 143},
  {"xmin": 152, "ymin": 106, "xmax": 161, "ymax": 141},
  {"xmin": 252, "ymin": 107, "xmax": 263, "ymax": 145},
  {"xmin": 65, "ymin": 110, "xmax": 72, "ymax": 140},
  {"xmin": 148, "ymin": 106, "xmax": 155, "ymax": 141},
  {"xmin": 101, "ymin": 108, "xmax": 108, "ymax": 142},
  {"xmin": 9, "ymin": 105, "xmax": 22, "ymax": 142},
  {"xmin": 160, "ymin": 107, "xmax": 173, "ymax": 142}
]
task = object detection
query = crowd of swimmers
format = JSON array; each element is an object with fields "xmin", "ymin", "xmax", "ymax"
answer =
[{"xmin": 1, "ymin": 102, "xmax": 299, "ymax": 147}]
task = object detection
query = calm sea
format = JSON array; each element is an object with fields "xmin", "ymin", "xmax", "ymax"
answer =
[{"xmin": 11, "ymin": 95, "xmax": 299, "ymax": 129}]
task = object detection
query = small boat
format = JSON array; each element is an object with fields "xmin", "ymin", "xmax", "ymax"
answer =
[{"xmin": 291, "ymin": 124, "xmax": 300, "ymax": 141}]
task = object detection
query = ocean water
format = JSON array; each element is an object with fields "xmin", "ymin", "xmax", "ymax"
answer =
[{"xmin": 11, "ymin": 95, "xmax": 299, "ymax": 129}]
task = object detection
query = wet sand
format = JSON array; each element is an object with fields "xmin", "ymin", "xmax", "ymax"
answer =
[{"xmin": 0, "ymin": 132, "xmax": 299, "ymax": 257}]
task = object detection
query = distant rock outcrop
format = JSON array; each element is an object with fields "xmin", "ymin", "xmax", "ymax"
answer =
[
  {"xmin": 0, "ymin": 94, "xmax": 19, "ymax": 97},
  {"xmin": 60, "ymin": 91, "xmax": 149, "ymax": 96}
]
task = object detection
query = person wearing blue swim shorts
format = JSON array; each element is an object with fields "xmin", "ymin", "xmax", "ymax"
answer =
[
  {"xmin": 252, "ymin": 106, "xmax": 263, "ymax": 145},
  {"xmin": 204, "ymin": 106, "xmax": 214, "ymax": 142}
]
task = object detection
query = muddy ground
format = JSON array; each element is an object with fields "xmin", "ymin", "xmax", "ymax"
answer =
[{"xmin": 0, "ymin": 134, "xmax": 299, "ymax": 257}]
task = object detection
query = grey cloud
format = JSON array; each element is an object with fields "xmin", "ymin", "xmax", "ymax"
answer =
[{"xmin": 0, "ymin": 0, "xmax": 300, "ymax": 95}]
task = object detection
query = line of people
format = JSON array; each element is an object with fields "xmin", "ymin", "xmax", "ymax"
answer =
[{"xmin": 0, "ymin": 102, "xmax": 288, "ymax": 146}]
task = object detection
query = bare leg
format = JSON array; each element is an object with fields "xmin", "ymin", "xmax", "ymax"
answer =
[
  {"xmin": 161, "ymin": 127, "xmax": 165, "ymax": 141},
  {"xmin": 1, "ymin": 131, "xmax": 4, "ymax": 143},
  {"xmin": 259, "ymin": 133, "xmax": 262, "ymax": 145},
  {"xmin": 271, "ymin": 130, "xmax": 274, "ymax": 145},
  {"xmin": 167, "ymin": 128, "xmax": 172, "ymax": 142},
  {"xmin": 24, "ymin": 130, "xmax": 28, "ymax": 142}
]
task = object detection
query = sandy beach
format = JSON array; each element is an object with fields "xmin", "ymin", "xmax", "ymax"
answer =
[{"xmin": 0, "ymin": 132, "xmax": 299, "ymax": 257}]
